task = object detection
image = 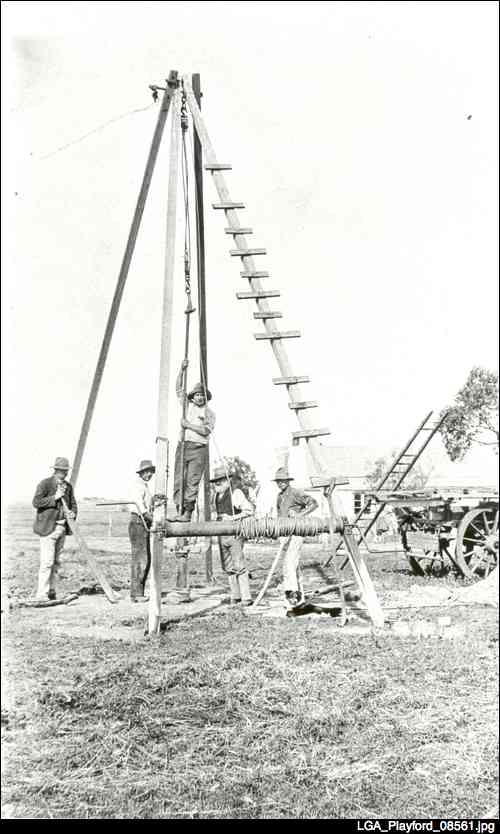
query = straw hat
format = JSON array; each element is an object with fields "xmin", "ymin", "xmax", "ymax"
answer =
[{"xmin": 53, "ymin": 457, "xmax": 70, "ymax": 471}]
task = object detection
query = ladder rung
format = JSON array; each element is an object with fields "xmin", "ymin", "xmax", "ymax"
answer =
[
  {"xmin": 241, "ymin": 271, "xmax": 269, "ymax": 278},
  {"xmin": 205, "ymin": 163, "xmax": 232, "ymax": 170},
  {"xmin": 225, "ymin": 228, "xmax": 253, "ymax": 234},
  {"xmin": 237, "ymin": 290, "xmax": 280, "ymax": 299},
  {"xmin": 254, "ymin": 331, "xmax": 301, "ymax": 340},
  {"xmin": 288, "ymin": 401, "xmax": 318, "ymax": 410},
  {"xmin": 213, "ymin": 202, "xmax": 245, "ymax": 209},
  {"xmin": 230, "ymin": 248, "xmax": 266, "ymax": 257},
  {"xmin": 253, "ymin": 311, "xmax": 282, "ymax": 319},
  {"xmin": 273, "ymin": 376, "xmax": 310, "ymax": 385},
  {"xmin": 292, "ymin": 428, "xmax": 331, "ymax": 440}
]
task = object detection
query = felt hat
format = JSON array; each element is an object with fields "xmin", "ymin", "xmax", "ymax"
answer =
[
  {"xmin": 210, "ymin": 465, "xmax": 228, "ymax": 483},
  {"xmin": 188, "ymin": 382, "xmax": 212, "ymax": 402},
  {"xmin": 136, "ymin": 459, "xmax": 156, "ymax": 474},
  {"xmin": 53, "ymin": 457, "xmax": 70, "ymax": 471},
  {"xmin": 272, "ymin": 467, "xmax": 294, "ymax": 482}
]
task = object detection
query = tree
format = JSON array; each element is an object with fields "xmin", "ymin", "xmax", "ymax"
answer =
[
  {"xmin": 219, "ymin": 456, "xmax": 260, "ymax": 503},
  {"xmin": 439, "ymin": 367, "xmax": 499, "ymax": 461}
]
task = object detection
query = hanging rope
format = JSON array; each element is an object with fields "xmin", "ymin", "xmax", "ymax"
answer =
[
  {"xmin": 185, "ymin": 120, "xmax": 237, "ymax": 512},
  {"xmin": 180, "ymin": 85, "xmax": 194, "ymax": 313},
  {"xmin": 178, "ymin": 83, "xmax": 196, "ymax": 514}
]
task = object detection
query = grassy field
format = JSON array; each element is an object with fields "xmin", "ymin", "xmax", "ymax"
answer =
[{"xmin": 1, "ymin": 502, "xmax": 498, "ymax": 819}]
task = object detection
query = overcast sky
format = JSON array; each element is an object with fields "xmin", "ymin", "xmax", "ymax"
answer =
[{"xmin": 2, "ymin": 1, "xmax": 498, "ymax": 503}]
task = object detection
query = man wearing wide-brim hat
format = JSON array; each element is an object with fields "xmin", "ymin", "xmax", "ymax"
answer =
[
  {"xmin": 128, "ymin": 459, "xmax": 156, "ymax": 601},
  {"xmin": 32, "ymin": 457, "xmax": 78, "ymax": 600},
  {"xmin": 211, "ymin": 465, "xmax": 254, "ymax": 605},
  {"xmin": 273, "ymin": 466, "xmax": 318, "ymax": 610},
  {"xmin": 173, "ymin": 359, "xmax": 216, "ymax": 522}
]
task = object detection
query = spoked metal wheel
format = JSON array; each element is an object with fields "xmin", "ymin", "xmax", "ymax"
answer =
[{"xmin": 455, "ymin": 506, "xmax": 499, "ymax": 579}]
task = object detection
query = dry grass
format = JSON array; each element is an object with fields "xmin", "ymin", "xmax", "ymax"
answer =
[{"xmin": 1, "ymin": 503, "xmax": 498, "ymax": 819}]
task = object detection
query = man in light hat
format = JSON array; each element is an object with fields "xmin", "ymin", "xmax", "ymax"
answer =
[
  {"xmin": 173, "ymin": 359, "xmax": 216, "ymax": 522},
  {"xmin": 211, "ymin": 465, "xmax": 254, "ymax": 605},
  {"xmin": 273, "ymin": 467, "xmax": 318, "ymax": 609},
  {"xmin": 128, "ymin": 459, "xmax": 157, "ymax": 601},
  {"xmin": 32, "ymin": 457, "xmax": 78, "ymax": 600}
]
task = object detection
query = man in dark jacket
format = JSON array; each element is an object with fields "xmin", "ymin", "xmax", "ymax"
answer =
[{"xmin": 32, "ymin": 456, "xmax": 77, "ymax": 600}]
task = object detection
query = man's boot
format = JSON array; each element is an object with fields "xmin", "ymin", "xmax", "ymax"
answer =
[
  {"xmin": 175, "ymin": 502, "xmax": 194, "ymax": 522},
  {"xmin": 238, "ymin": 572, "xmax": 252, "ymax": 606},
  {"xmin": 228, "ymin": 575, "xmax": 241, "ymax": 604}
]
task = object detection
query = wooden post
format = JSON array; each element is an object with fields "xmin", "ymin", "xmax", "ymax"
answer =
[
  {"xmin": 71, "ymin": 71, "xmax": 179, "ymax": 487},
  {"xmin": 61, "ymin": 499, "xmax": 119, "ymax": 604},
  {"xmin": 148, "ymin": 91, "xmax": 181, "ymax": 636},
  {"xmin": 192, "ymin": 72, "xmax": 213, "ymax": 583}
]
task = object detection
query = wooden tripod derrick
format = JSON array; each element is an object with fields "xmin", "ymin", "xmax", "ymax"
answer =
[{"xmin": 68, "ymin": 70, "xmax": 389, "ymax": 632}]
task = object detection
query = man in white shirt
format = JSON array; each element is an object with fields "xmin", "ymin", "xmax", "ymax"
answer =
[
  {"xmin": 211, "ymin": 465, "xmax": 254, "ymax": 605},
  {"xmin": 173, "ymin": 360, "xmax": 216, "ymax": 521},
  {"xmin": 128, "ymin": 459, "xmax": 155, "ymax": 601}
]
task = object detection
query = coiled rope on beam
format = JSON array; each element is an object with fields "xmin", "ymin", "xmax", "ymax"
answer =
[{"xmin": 235, "ymin": 515, "xmax": 331, "ymax": 540}]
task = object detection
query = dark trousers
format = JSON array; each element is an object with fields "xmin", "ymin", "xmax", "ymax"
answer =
[
  {"xmin": 128, "ymin": 516, "xmax": 151, "ymax": 597},
  {"xmin": 173, "ymin": 441, "xmax": 208, "ymax": 509}
]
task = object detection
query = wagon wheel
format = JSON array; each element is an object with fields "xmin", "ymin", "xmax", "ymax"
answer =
[{"xmin": 455, "ymin": 507, "xmax": 499, "ymax": 579}]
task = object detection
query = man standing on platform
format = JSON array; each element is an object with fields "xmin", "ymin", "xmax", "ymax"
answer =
[
  {"xmin": 211, "ymin": 465, "xmax": 254, "ymax": 606},
  {"xmin": 32, "ymin": 456, "xmax": 78, "ymax": 601},
  {"xmin": 173, "ymin": 359, "xmax": 215, "ymax": 521},
  {"xmin": 273, "ymin": 467, "xmax": 318, "ymax": 610}
]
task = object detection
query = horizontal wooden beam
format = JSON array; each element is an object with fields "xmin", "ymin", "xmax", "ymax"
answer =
[
  {"xmin": 212, "ymin": 202, "xmax": 245, "ymax": 209},
  {"xmin": 240, "ymin": 270, "xmax": 269, "ymax": 278},
  {"xmin": 225, "ymin": 228, "xmax": 253, "ymax": 234},
  {"xmin": 230, "ymin": 248, "xmax": 266, "ymax": 257},
  {"xmin": 288, "ymin": 401, "xmax": 318, "ymax": 409},
  {"xmin": 237, "ymin": 290, "xmax": 280, "ymax": 299},
  {"xmin": 254, "ymin": 331, "xmax": 301, "ymax": 340},
  {"xmin": 273, "ymin": 375, "xmax": 310, "ymax": 385},
  {"xmin": 292, "ymin": 428, "xmax": 331, "ymax": 440},
  {"xmin": 310, "ymin": 476, "xmax": 350, "ymax": 488},
  {"xmin": 253, "ymin": 311, "xmax": 282, "ymax": 319},
  {"xmin": 156, "ymin": 516, "xmax": 340, "ymax": 539},
  {"xmin": 205, "ymin": 163, "xmax": 232, "ymax": 170}
]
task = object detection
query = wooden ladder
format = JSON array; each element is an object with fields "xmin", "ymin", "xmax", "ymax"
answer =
[
  {"xmin": 327, "ymin": 410, "xmax": 449, "ymax": 569},
  {"xmin": 183, "ymin": 76, "xmax": 330, "ymax": 474},
  {"xmin": 183, "ymin": 76, "xmax": 385, "ymax": 627}
]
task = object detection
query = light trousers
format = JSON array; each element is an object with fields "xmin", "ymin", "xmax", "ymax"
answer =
[
  {"xmin": 281, "ymin": 535, "xmax": 304, "ymax": 594},
  {"xmin": 37, "ymin": 525, "xmax": 66, "ymax": 598}
]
